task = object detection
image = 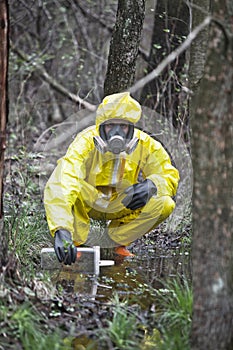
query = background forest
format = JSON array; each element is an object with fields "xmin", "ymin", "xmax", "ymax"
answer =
[
  {"xmin": 0, "ymin": 0, "xmax": 232, "ymax": 349},
  {"xmin": 8, "ymin": 0, "xmax": 189, "ymax": 138}
]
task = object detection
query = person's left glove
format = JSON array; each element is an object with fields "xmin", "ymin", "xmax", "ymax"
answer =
[
  {"xmin": 122, "ymin": 179, "xmax": 157, "ymax": 210},
  {"xmin": 54, "ymin": 229, "xmax": 77, "ymax": 265}
]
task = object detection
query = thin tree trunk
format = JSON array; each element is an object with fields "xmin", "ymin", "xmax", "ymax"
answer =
[
  {"xmin": 188, "ymin": 0, "xmax": 210, "ymax": 93},
  {"xmin": 190, "ymin": 0, "xmax": 233, "ymax": 348},
  {"xmin": 0, "ymin": 0, "xmax": 8, "ymax": 268},
  {"xmin": 104, "ymin": 0, "xmax": 145, "ymax": 96}
]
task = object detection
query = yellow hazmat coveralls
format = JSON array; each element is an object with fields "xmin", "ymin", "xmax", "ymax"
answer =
[{"xmin": 44, "ymin": 92, "xmax": 180, "ymax": 247}]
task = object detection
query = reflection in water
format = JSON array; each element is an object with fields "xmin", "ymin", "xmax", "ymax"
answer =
[
  {"xmin": 50, "ymin": 247, "xmax": 191, "ymax": 306},
  {"xmin": 48, "ymin": 248, "xmax": 191, "ymax": 349}
]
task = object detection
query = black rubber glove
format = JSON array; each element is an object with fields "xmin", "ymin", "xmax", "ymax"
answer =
[
  {"xmin": 122, "ymin": 179, "xmax": 157, "ymax": 210},
  {"xmin": 54, "ymin": 229, "xmax": 77, "ymax": 265}
]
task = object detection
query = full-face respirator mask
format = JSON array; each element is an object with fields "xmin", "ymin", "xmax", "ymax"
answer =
[{"xmin": 94, "ymin": 121, "xmax": 139, "ymax": 155}]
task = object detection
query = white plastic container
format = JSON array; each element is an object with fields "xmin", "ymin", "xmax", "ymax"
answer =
[{"xmin": 41, "ymin": 246, "xmax": 114, "ymax": 275}]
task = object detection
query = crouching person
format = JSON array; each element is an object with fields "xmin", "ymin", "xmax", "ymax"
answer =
[{"xmin": 44, "ymin": 92, "xmax": 179, "ymax": 264}]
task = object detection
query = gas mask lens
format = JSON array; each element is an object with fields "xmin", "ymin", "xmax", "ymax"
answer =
[
  {"xmin": 105, "ymin": 123, "xmax": 129, "ymax": 154},
  {"xmin": 106, "ymin": 123, "xmax": 129, "ymax": 139}
]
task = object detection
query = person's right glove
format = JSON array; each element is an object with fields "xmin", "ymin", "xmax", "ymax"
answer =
[
  {"xmin": 54, "ymin": 229, "xmax": 77, "ymax": 265},
  {"xmin": 122, "ymin": 179, "xmax": 157, "ymax": 210}
]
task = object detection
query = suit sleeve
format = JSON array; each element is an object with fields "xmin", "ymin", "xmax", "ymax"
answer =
[
  {"xmin": 142, "ymin": 138, "xmax": 179, "ymax": 197},
  {"xmin": 44, "ymin": 132, "xmax": 98, "ymax": 237}
]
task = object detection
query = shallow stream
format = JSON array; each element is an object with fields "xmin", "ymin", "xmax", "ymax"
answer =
[
  {"xmin": 49, "ymin": 246, "xmax": 191, "ymax": 307},
  {"xmin": 43, "ymin": 244, "xmax": 191, "ymax": 349}
]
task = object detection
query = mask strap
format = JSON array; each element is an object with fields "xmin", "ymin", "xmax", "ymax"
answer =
[
  {"xmin": 93, "ymin": 136, "xmax": 108, "ymax": 153},
  {"xmin": 126, "ymin": 123, "xmax": 134, "ymax": 141}
]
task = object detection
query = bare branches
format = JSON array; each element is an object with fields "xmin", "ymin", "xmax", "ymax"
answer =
[
  {"xmin": 10, "ymin": 15, "xmax": 212, "ymax": 113},
  {"xmin": 130, "ymin": 16, "xmax": 211, "ymax": 94},
  {"xmin": 11, "ymin": 43, "xmax": 96, "ymax": 112},
  {"xmin": 38, "ymin": 68, "xmax": 96, "ymax": 112}
]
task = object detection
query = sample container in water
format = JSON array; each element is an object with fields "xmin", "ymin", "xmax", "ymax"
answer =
[{"xmin": 41, "ymin": 246, "xmax": 114, "ymax": 275}]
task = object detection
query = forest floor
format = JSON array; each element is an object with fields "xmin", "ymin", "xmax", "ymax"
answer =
[
  {"xmin": 1, "ymin": 147, "xmax": 192, "ymax": 349},
  {"xmin": 1, "ymin": 219, "xmax": 192, "ymax": 349}
]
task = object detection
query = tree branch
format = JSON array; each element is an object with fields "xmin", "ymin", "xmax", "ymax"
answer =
[
  {"xmin": 10, "ymin": 43, "xmax": 96, "ymax": 112},
  {"xmin": 38, "ymin": 68, "xmax": 96, "ymax": 111},
  {"xmin": 130, "ymin": 16, "xmax": 211, "ymax": 94}
]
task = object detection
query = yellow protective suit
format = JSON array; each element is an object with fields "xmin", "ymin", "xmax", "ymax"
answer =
[{"xmin": 44, "ymin": 92, "xmax": 179, "ymax": 247}]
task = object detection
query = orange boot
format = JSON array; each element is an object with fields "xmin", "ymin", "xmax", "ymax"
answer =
[
  {"xmin": 76, "ymin": 251, "xmax": 82, "ymax": 259},
  {"xmin": 74, "ymin": 242, "xmax": 82, "ymax": 260},
  {"xmin": 114, "ymin": 246, "xmax": 135, "ymax": 257}
]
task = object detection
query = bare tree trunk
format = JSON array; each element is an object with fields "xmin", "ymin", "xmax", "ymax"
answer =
[
  {"xmin": 190, "ymin": 0, "xmax": 233, "ymax": 348},
  {"xmin": 188, "ymin": 0, "xmax": 210, "ymax": 93},
  {"xmin": 103, "ymin": 0, "xmax": 145, "ymax": 96},
  {"xmin": 0, "ymin": 0, "xmax": 8, "ymax": 268},
  {"xmin": 188, "ymin": 0, "xmax": 210, "ymax": 157}
]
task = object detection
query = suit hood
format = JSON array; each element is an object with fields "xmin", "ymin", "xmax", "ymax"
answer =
[{"xmin": 95, "ymin": 92, "xmax": 142, "ymax": 128}]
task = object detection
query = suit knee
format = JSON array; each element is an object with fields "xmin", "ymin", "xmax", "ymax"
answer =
[{"xmin": 160, "ymin": 196, "xmax": 175, "ymax": 220}]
